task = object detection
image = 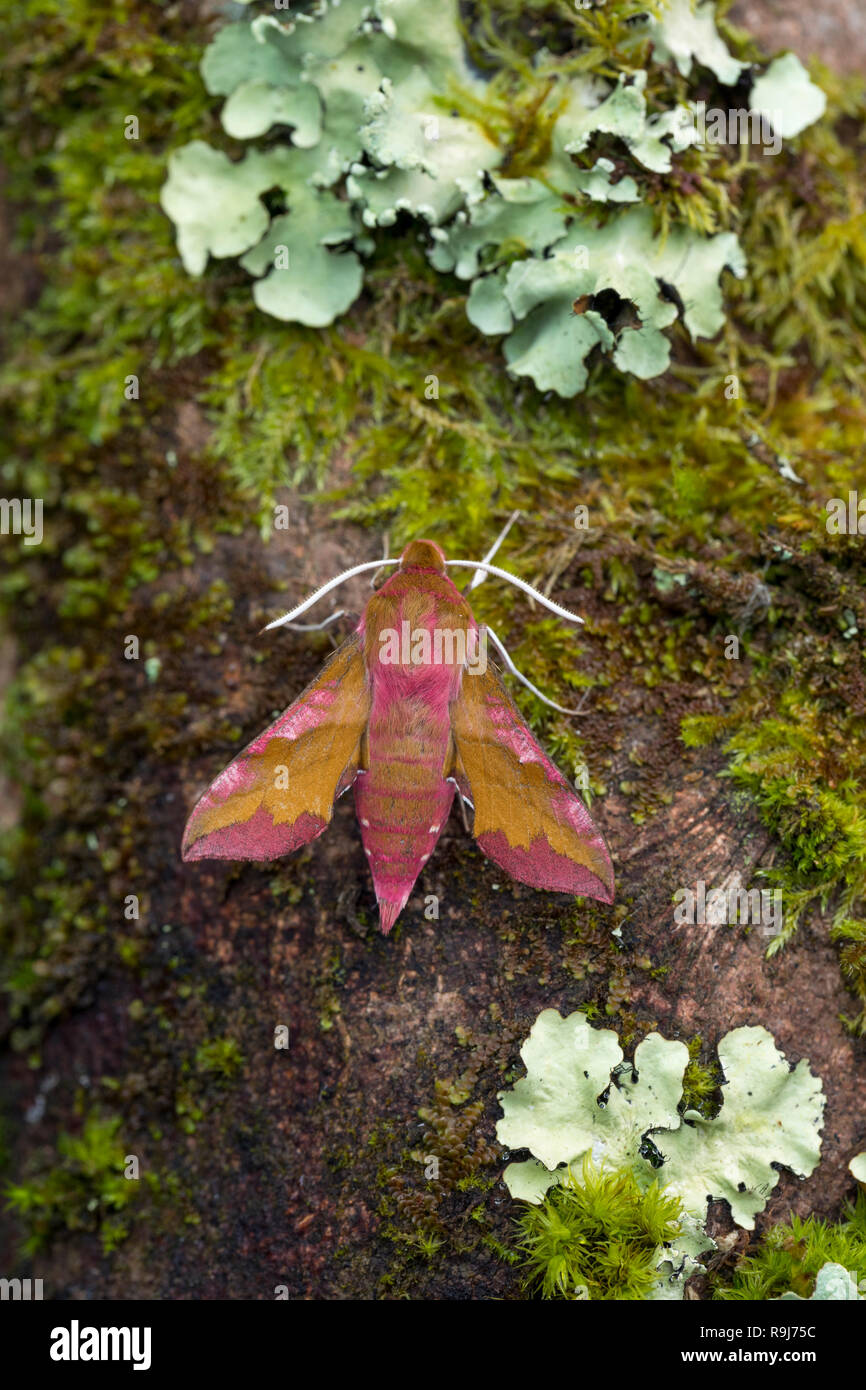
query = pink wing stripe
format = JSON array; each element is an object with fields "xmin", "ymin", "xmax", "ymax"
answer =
[
  {"xmin": 482, "ymin": 692, "xmax": 572, "ymax": 785},
  {"xmin": 244, "ymin": 684, "xmax": 344, "ymax": 756},
  {"xmin": 183, "ymin": 806, "xmax": 327, "ymax": 862},
  {"xmin": 186, "ymin": 680, "xmax": 349, "ymax": 823},
  {"xmin": 476, "ymin": 828, "xmax": 613, "ymax": 902}
]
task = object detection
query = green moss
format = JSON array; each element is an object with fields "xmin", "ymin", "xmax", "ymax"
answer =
[
  {"xmin": 679, "ymin": 1036, "xmax": 722, "ymax": 1118},
  {"xmin": 375, "ymin": 1023, "xmax": 524, "ymax": 1291},
  {"xmin": 515, "ymin": 1157, "xmax": 684, "ymax": 1300},
  {"xmin": 195, "ymin": 1037, "xmax": 244, "ymax": 1079},
  {"xmin": 378, "ymin": 1081, "xmax": 501, "ymax": 1264},
  {"xmin": 831, "ymin": 920, "xmax": 866, "ymax": 1027},
  {"xmin": 714, "ymin": 1190, "xmax": 866, "ymax": 1301},
  {"xmin": 681, "ymin": 588, "xmax": 866, "ymax": 1029},
  {"xmin": 4, "ymin": 1112, "xmax": 141, "ymax": 1255}
]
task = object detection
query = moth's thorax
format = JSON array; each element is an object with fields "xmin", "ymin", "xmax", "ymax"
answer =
[
  {"xmin": 359, "ymin": 566, "xmax": 477, "ymax": 704},
  {"xmin": 398, "ymin": 538, "xmax": 446, "ymax": 573}
]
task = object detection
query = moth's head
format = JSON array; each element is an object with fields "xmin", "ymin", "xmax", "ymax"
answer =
[{"xmin": 399, "ymin": 540, "xmax": 446, "ymax": 573}]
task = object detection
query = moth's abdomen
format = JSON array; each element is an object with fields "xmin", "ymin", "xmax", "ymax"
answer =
[
  {"xmin": 355, "ymin": 562, "xmax": 472, "ymax": 931},
  {"xmin": 353, "ymin": 714, "xmax": 454, "ymax": 935}
]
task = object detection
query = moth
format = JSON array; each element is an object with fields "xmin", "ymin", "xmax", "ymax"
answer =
[{"xmin": 182, "ymin": 536, "xmax": 614, "ymax": 932}]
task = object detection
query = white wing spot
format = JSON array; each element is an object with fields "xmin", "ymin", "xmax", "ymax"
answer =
[
  {"xmin": 428, "ymin": 824, "xmax": 439, "ymax": 833},
  {"xmin": 361, "ymin": 817, "xmax": 370, "ymax": 827},
  {"xmin": 420, "ymin": 853, "xmax": 429, "ymax": 863}
]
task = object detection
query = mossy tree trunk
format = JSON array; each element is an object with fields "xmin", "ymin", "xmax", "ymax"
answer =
[{"xmin": 0, "ymin": 0, "xmax": 864, "ymax": 1299}]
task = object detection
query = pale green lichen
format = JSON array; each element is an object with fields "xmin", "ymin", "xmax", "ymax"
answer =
[
  {"xmin": 778, "ymin": 1262, "xmax": 865, "ymax": 1301},
  {"xmin": 850, "ymin": 1153, "xmax": 866, "ymax": 1185},
  {"xmin": 655, "ymin": 1027, "xmax": 825, "ymax": 1230},
  {"xmin": 428, "ymin": 175, "xmax": 570, "ymax": 279},
  {"xmin": 498, "ymin": 1012, "xmax": 824, "ymax": 1227},
  {"xmin": 160, "ymin": 142, "xmax": 312, "ymax": 277},
  {"xmin": 750, "ymin": 54, "xmax": 828, "ymax": 140},
  {"xmin": 648, "ymin": 0, "xmax": 747, "ymax": 85},
  {"xmin": 160, "ymin": 0, "xmax": 825, "ymax": 397},
  {"xmin": 240, "ymin": 188, "xmax": 364, "ymax": 325},
  {"xmin": 466, "ymin": 208, "xmax": 745, "ymax": 396},
  {"xmin": 553, "ymin": 69, "xmax": 696, "ymax": 176},
  {"xmin": 497, "ymin": 1010, "xmax": 825, "ymax": 1297}
]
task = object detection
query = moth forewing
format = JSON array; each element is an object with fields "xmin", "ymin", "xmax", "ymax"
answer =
[{"xmin": 181, "ymin": 634, "xmax": 370, "ymax": 863}]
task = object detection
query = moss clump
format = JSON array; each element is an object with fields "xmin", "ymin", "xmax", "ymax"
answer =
[
  {"xmin": 4, "ymin": 1112, "xmax": 141, "ymax": 1255},
  {"xmin": 194, "ymin": 1036, "xmax": 244, "ymax": 1079},
  {"xmin": 682, "ymin": 573, "xmax": 866, "ymax": 1030},
  {"xmin": 832, "ymin": 919, "xmax": 866, "ymax": 1025},
  {"xmin": 376, "ymin": 1022, "xmax": 527, "ymax": 1293},
  {"xmin": 714, "ymin": 1189, "xmax": 866, "ymax": 1301},
  {"xmin": 679, "ymin": 1035, "xmax": 722, "ymax": 1117},
  {"xmin": 515, "ymin": 1157, "xmax": 684, "ymax": 1300},
  {"xmin": 379, "ymin": 1083, "xmax": 501, "ymax": 1264}
]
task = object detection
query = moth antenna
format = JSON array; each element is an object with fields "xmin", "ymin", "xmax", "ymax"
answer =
[
  {"xmin": 446, "ymin": 560, "xmax": 584, "ymax": 625},
  {"xmin": 485, "ymin": 625, "xmax": 590, "ymax": 717},
  {"xmin": 261, "ymin": 560, "xmax": 399, "ymax": 632},
  {"xmin": 466, "ymin": 509, "xmax": 521, "ymax": 593}
]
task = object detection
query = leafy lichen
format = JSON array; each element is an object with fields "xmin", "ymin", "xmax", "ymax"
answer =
[
  {"xmin": 497, "ymin": 1010, "xmax": 824, "ymax": 1231},
  {"xmin": 160, "ymin": 0, "xmax": 824, "ymax": 396}
]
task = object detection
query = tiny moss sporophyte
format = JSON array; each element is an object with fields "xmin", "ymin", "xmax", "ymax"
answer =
[{"xmin": 182, "ymin": 540, "xmax": 614, "ymax": 931}]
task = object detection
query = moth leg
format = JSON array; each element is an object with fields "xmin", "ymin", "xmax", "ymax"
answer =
[
  {"xmin": 452, "ymin": 779, "xmax": 473, "ymax": 833},
  {"xmin": 369, "ymin": 531, "xmax": 391, "ymax": 589},
  {"xmin": 283, "ymin": 609, "xmax": 347, "ymax": 648},
  {"xmin": 485, "ymin": 624, "xmax": 591, "ymax": 718},
  {"xmin": 465, "ymin": 509, "xmax": 521, "ymax": 594}
]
